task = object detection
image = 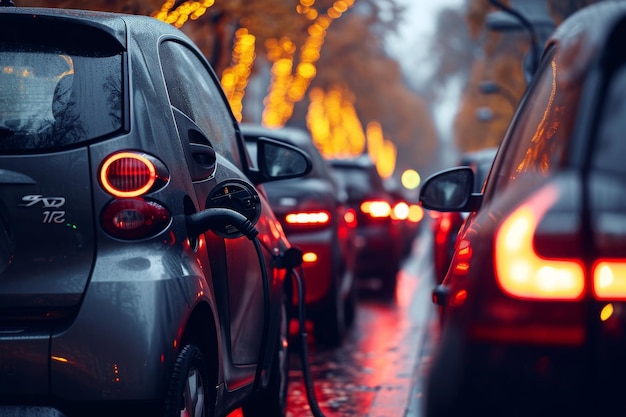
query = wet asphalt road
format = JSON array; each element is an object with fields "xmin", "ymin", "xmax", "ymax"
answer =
[{"xmin": 284, "ymin": 225, "xmax": 439, "ymax": 417}]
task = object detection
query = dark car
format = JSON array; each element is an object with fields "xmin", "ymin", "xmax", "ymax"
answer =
[
  {"xmin": 329, "ymin": 155, "xmax": 403, "ymax": 300},
  {"xmin": 241, "ymin": 124, "xmax": 357, "ymax": 347},
  {"xmin": 430, "ymin": 147, "xmax": 497, "ymax": 284},
  {"xmin": 0, "ymin": 7, "xmax": 312, "ymax": 417},
  {"xmin": 419, "ymin": 2, "xmax": 626, "ymax": 416}
]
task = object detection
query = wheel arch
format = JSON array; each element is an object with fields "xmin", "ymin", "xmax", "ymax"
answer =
[{"xmin": 179, "ymin": 301, "xmax": 220, "ymax": 387}]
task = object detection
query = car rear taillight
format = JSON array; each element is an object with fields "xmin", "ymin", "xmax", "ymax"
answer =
[
  {"xmin": 285, "ymin": 210, "xmax": 331, "ymax": 226},
  {"xmin": 99, "ymin": 151, "xmax": 171, "ymax": 240},
  {"xmin": 100, "ymin": 152, "xmax": 168, "ymax": 197},
  {"xmin": 494, "ymin": 185, "xmax": 585, "ymax": 300},
  {"xmin": 391, "ymin": 201, "xmax": 409, "ymax": 220},
  {"xmin": 407, "ymin": 204, "xmax": 424, "ymax": 223},
  {"xmin": 101, "ymin": 198, "xmax": 171, "ymax": 240},
  {"xmin": 360, "ymin": 200, "xmax": 391, "ymax": 218},
  {"xmin": 593, "ymin": 261, "xmax": 626, "ymax": 300},
  {"xmin": 343, "ymin": 208, "xmax": 357, "ymax": 228}
]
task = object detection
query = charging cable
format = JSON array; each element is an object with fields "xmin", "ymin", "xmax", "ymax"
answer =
[
  {"xmin": 290, "ymin": 265, "xmax": 327, "ymax": 417},
  {"xmin": 187, "ymin": 207, "xmax": 328, "ymax": 417}
]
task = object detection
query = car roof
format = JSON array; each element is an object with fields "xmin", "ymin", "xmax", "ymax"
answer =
[
  {"xmin": 0, "ymin": 6, "xmax": 194, "ymax": 49},
  {"xmin": 328, "ymin": 154, "xmax": 376, "ymax": 170},
  {"xmin": 542, "ymin": 1, "xmax": 626, "ymax": 83},
  {"xmin": 239, "ymin": 123, "xmax": 314, "ymax": 150}
]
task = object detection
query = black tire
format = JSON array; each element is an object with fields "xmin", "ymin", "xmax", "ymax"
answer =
[
  {"xmin": 380, "ymin": 266, "xmax": 398, "ymax": 301},
  {"xmin": 242, "ymin": 291, "xmax": 290, "ymax": 417},
  {"xmin": 343, "ymin": 278, "xmax": 358, "ymax": 328},
  {"xmin": 313, "ymin": 283, "xmax": 345, "ymax": 348},
  {"xmin": 164, "ymin": 344, "xmax": 212, "ymax": 417}
]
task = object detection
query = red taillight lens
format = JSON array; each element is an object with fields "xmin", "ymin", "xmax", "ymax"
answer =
[
  {"xmin": 593, "ymin": 261, "xmax": 626, "ymax": 300},
  {"xmin": 343, "ymin": 208, "xmax": 357, "ymax": 228},
  {"xmin": 391, "ymin": 201, "xmax": 409, "ymax": 220},
  {"xmin": 100, "ymin": 152, "xmax": 168, "ymax": 197},
  {"xmin": 101, "ymin": 198, "xmax": 171, "ymax": 240},
  {"xmin": 285, "ymin": 211, "xmax": 331, "ymax": 226},
  {"xmin": 494, "ymin": 185, "xmax": 585, "ymax": 300},
  {"xmin": 407, "ymin": 204, "xmax": 424, "ymax": 223},
  {"xmin": 360, "ymin": 200, "xmax": 391, "ymax": 218}
]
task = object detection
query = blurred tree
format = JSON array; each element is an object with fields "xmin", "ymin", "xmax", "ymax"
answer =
[
  {"xmin": 294, "ymin": 6, "xmax": 439, "ymax": 177},
  {"xmin": 446, "ymin": 0, "xmax": 602, "ymax": 155}
]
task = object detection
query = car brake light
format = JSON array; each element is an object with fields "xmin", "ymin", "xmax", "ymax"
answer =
[
  {"xmin": 407, "ymin": 204, "xmax": 424, "ymax": 223},
  {"xmin": 285, "ymin": 211, "xmax": 331, "ymax": 225},
  {"xmin": 391, "ymin": 201, "xmax": 409, "ymax": 220},
  {"xmin": 101, "ymin": 198, "xmax": 171, "ymax": 240},
  {"xmin": 302, "ymin": 252, "xmax": 318, "ymax": 263},
  {"xmin": 494, "ymin": 185, "xmax": 585, "ymax": 300},
  {"xmin": 100, "ymin": 152, "xmax": 168, "ymax": 197},
  {"xmin": 360, "ymin": 200, "xmax": 391, "ymax": 218},
  {"xmin": 343, "ymin": 208, "xmax": 357, "ymax": 228},
  {"xmin": 593, "ymin": 261, "xmax": 626, "ymax": 299}
]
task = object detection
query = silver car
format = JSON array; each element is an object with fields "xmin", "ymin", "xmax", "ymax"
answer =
[{"xmin": 0, "ymin": 6, "xmax": 311, "ymax": 417}]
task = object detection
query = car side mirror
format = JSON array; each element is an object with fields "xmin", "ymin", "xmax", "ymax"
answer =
[
  {"xmin": 419, "ymin": 167, "xmax": 481, "ymax": 212},
  {"xmin": 245, "ymin": 137, "xmax": 312, "ymax": 184}
]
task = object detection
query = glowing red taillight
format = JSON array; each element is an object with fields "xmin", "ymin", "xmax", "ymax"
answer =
[
  {"xmin": 494, "ymin": 185, "xmax": 585, "ymax": 300},
  {"xmin": 285, "ymin": 211, "xmax": 331, "ymax": 225},
  {"xmin": 343, "ymin": 208, "xmax": 357, "ymax": 228},
  {"xmin": 360, "ymin": 200, "xmax": 391, "ymax": 218},
  {"xmin": 407, "ymin": 204, "xmax": 424, "ymax": 223},
  {"xmin": 100, "ymin": 152, "xmax": 168, "ymax": 197},
  {"xmin": 391, "ymin": 201, "xmax": 410, "ymax": 220},
  {"xmin": 593, "ymin": 260, "xmax": 626, "ymax": 300},
  {"xmin": 101, "ymin": 198, "xmax": 171, "ymax": 240}
]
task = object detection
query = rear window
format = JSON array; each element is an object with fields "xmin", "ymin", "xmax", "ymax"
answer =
[
  {"xmin": 0, "ymin": 44, "xmax": 123, "ymax": 151},
  {"xmin": 331, "ymin": 165, "xmax": 385, "ymax": 199}
]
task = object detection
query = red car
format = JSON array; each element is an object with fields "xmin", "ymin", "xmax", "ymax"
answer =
[
  {"xmin": 241, "ymin": 124, "xmax": 358, "ymax": 347},
  {"xmin": 329, "ymin": 155, "xmax": 404, "ymax": 300}
]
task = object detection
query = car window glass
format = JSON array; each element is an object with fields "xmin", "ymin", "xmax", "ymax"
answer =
[
  {"xmin": 491, "ymin": 48, "xmax": 581, "ymax": 194},
  {"xmin": 332, "ymin": 166, "xmax": 383, "ymax": 199},
  {"xmin": 592, "ymin": 65, "xmax": 626, "ymax": 174},
  {"xmin": 159, "ymin": 41, "xmax": 241, "ymax": 167},
  {"xmin": 0, "ymin": 44, "xmax": 123, "ymax": 151}
]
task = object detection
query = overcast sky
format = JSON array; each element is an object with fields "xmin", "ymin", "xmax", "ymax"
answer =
[
  {"xmin": 386, "ymin": 0, "xmax": 466, "ymax": 154},
  {"xmin": 387, "ymin": 0, "xmax": 465, "ymax": 85}
]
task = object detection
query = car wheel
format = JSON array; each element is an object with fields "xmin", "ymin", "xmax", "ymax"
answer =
[
  {"xmin": 313, "ymin": 283, "xmax": 345, "ymax": 348},
  {"xmin": 164, "ymin": 344, "xmax": 212, "ymax": 417},
  {"xmin": 380, "ymin": 267, "xmax": 398, "ymax": 301},
  {"xmin": 343, "ymin": 277, "xmax": 358, "ymax": 328},
  {"xmin": 242, "ymin": 290, "xmax": 290, "ymax": 417}
]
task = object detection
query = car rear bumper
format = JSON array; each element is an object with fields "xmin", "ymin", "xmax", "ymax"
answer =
[
  {"xmin": 284, "ymin": 230, "xmax": 341, "ymax": 306},
  {"xmin": 0, "ymin": 265, "xmax": 203, "ymax": 409},
  {"xmin": 425, "ymin": 324, "xmax": 604, "ymax": 417}
]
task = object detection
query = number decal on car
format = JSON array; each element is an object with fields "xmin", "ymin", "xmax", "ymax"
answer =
[{"xmin": 20, "ymin": 195, "xmax": 67, "ymax": 223}]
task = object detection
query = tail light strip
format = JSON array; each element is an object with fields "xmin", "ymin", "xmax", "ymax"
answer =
[{"xmin": 494, "ymin": 185, "xmax": 585, "ymax": 300}]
